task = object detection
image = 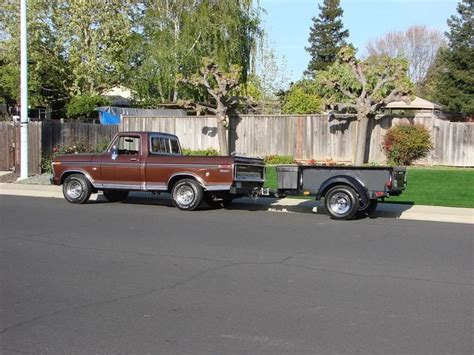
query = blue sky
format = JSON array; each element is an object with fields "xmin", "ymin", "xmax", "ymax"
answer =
[{"xmin": 259, "ymin": 0, "xmax": 459, "ymax": 81}]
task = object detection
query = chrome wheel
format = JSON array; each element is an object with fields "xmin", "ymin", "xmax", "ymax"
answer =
[
  {"xmin": 66, "ymin": 180, "xmax": 83, "ymax": 199},
  {"xmin": 329, "ymin": 192, "xmax": 351, "ymax": 215},
  {"xmin": 176, "ymin": 185, "xmax": 195, "ymax": 206}
]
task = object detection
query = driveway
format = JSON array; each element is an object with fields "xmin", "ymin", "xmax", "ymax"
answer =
[{"xmin": 1, "ymin": 195, "xmax": 472, "ymax": 354}]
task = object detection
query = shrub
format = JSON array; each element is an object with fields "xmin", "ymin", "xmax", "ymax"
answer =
[
  {"xmin": 282, "ymin": 86, "xmax": 323, "ymax": 114},
  {"xmin": 41, "ymin": 139, "xmax": 110, "ymax": 173},
  {"xmin": 66, "ymin": 95, "xmax": 110, "ymax": 120},
  {"xmin": 182, "ymin": 147, "xmax": 219, "ymax": 156},
  {"xmin": 263, "ymin": 155, "xmax": 295, "ymax": 165},
  {"xmin": 383, "ymin": 124, "xmax": 432, "ymax": 166}
]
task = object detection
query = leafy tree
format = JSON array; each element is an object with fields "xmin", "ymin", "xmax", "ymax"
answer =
[
  {"xmin": 66, "ymin": 95, "xmax": 110, "ymax": 120},
  {"xmin": 317, "ymin": 47, "xmax": 414, "ymax": 165},
  {"xmin": 282, "ymin": 81, "xmax": 323, "ymax": 114},
  {"xmin": 424, "ymin": 0, "xmax": 473, "ymax": 115},
  {"xmin": 0, "ymin": 0, "xmax": 71, "ymax": 110},
  {"xmin": 305, "ymin": 0, "xmax": 349, "ymax": 75},
  {"xmin": 178, "ymin": 58, "xmax": 242, "ymax": 155},
  {"xmin": 55, "ymin": 0, "xmax": 136, "ymax": 96},
  {"xmin": 129, "ymin": 0, "xmax": 262, "ymax": 104}
]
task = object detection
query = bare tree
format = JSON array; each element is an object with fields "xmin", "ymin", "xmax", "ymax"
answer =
[{"xmin": 366, "ymin": 25, "xmax": 447, "ymax": 85}]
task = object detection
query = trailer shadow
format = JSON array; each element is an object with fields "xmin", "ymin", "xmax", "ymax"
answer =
[
  {"xmin": 229, "ymin": 197, "xmax": 416, "ymax": 220},
  {"xmin": 90, "ymin": 192, "xmax": 416, "ymax": 220}
]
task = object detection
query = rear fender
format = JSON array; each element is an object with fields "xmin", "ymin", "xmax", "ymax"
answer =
[{"xmin": 316, "ymin": 175, "xmax": 369, "ymax": 207}]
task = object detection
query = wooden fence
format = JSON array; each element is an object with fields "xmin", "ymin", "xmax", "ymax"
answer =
[
  {"xmin": 0, "ymin": 114, "xmax": 472, "ymax": 176},
  {"xmin": 120, "ymin": 114, "xmax": 474, "ymax": 167},
  {"xmin": 0, "ymin": 121, "xmax": 118, "ymax": 175}
]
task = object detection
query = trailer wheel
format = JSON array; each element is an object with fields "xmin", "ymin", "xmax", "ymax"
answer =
[
  {"xmin": 357, "ymin": 199, "xmax": 378, "ymax": 217},
  {"xmin": 171, "ymin": 179, "xmax": 203, "ymax": 211},
  {"xmin": 63, "ymin": 174, "xmax": 92, "ymax": 204},
  {"xmin": 324, "ymin": 186, "xmax": 359, "ymax": 220},
  {"xmin": 103, "ymin": 190, "xmax": 129, "ymax": 202}
]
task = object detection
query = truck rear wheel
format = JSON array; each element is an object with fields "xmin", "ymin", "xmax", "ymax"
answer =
[
  {"xmin": 103, "ymin": 190, "xmax": 129, "ymax": 202},
  {"xmin": 63, "ymin": 174, "xmax": 92, "ymax": 204},
  {"xmin": 171, "ymin": 179, "xmax": 203, "ymax": 211},
  {"xmin": 324, "ymin": 186, "xmax": 359, "ymax": 220}
]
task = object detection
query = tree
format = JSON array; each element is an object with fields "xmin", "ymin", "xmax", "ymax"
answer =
[
  {"xmin": 366, "ymin": 25, "xmax": 447, "ymax": 86},
  {"xmin": 282, "ymin": 80, "xmax": 323, "ymax": 114},
  {"xmin": 424, "ymin": 0, "xmax": 473, "ymax": 115},
  {"xmin": 55, "ymin": 0, "xmax": 136, "ymax": 96},
  {"xmin": 252, "ymin": 33, "xmax": 291, "ymax": 113},
  {"xmin": 0, "ymin": 0, "xmax": 71, "ymax": 110},
  {"xmin": 178, "ymin": 58, "xmax": 242, "ymax": 155},
  {"xmin": 317, "ymin": 47, "xmax": 414, "ymax": 165},
  {"xmin": 305, "ymin": 0, "xmax": 349, "ymax": 75},
  {"xmin": 129, "ymin": 0, "xmax": 262, "ymax": 104}
]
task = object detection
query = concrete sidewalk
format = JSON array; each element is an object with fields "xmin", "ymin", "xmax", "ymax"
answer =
[{"xmin": 0, "ymin": 183, "xmax": 473, "ymax": 224}]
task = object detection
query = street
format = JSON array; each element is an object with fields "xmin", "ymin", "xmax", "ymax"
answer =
[{"xmin": 1, "ymin": 195, "xmax": 472, "ymax": 354}]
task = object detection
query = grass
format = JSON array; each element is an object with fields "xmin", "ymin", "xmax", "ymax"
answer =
[{"xmin": 265, "ymin": 166, "xmax": 474, "ymax": 208}]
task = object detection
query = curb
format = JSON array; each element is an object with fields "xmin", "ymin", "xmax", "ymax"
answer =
[{"xmin": 1, "ymin": 183, "xmax": 473, "ymax": 225}]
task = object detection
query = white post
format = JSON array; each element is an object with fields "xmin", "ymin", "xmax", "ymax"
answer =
[{"xmin": 20, "ymin": 0, "xmax": 29, "ymax": 179}]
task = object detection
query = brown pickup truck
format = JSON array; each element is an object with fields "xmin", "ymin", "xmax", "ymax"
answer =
[{"xmin": 52, "ymin": 131, "xmax": 265, "ymax": 210}]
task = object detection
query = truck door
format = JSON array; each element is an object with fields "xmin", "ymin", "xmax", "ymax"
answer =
[{"xmin": 100, "ymin": 134, "xmax": 142, "ymax": 189}]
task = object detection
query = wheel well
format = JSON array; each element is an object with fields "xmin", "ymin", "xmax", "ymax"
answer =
[
  {"xmin": 167, "ymin": 175, "xmax": 202, "ymax": 192},
  {"xmin": 320, "ymin": 182, "xmax": 353, "ymax": 198},
  {"xmin": 60, "ymin": 171, "xmax": 83, "ymax": 184}
]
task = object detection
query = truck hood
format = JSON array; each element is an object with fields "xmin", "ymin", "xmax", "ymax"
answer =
[{"xmin": 53, "ymin": 153, "xmax": 97, "ymax": 162}]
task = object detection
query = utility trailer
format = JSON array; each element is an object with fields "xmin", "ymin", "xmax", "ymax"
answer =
[{"xmin": 274, "ymin": 165, "xmax": 407, "ymax": 220}]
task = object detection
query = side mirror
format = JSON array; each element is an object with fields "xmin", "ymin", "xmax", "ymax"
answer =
[{"xmin": 111, "ymin": 145, "xmax": 118, "ymax": 160}]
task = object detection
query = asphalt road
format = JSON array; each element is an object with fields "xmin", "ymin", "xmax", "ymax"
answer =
[{"xmin": 0, "ymin": 195, "xmax": 472, "ymax": 354}]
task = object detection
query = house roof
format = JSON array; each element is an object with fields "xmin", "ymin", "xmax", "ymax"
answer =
[{"xmin": 385, "ymin": 96, "xmax": 444, "ymax": 110}]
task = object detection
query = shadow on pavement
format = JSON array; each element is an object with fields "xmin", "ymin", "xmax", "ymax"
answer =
[{"xmin": 88, "ymin": 192, "xmax": 416, "ymax": 220}]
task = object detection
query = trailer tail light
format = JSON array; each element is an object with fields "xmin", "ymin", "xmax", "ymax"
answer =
[{"xmin": 375, "ymin": 191, "xmax": 385, "ymax": 197}]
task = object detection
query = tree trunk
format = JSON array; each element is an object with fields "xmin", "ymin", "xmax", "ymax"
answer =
[
  {"xmin": 354, "ymin": 114, "xmax": 370, "ymax": 165},
  {"xmin": 216, "ymin": 113, "xmax": 229, "ymax": 156}
]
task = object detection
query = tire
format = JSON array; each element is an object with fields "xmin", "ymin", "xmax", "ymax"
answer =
[
  {"xmin": 63, "ymin": 174, "xmax": 92, "ymax": 204},
  {"xmin": 171, "ymin": 179, "xmax": 203, "ymax": 211},
  {"xmin": 103, "ymin": 190, "xmax": 129, "ymax": 202},
  {"xmin": 357, "ymin": 199, "xmax": 378, "ymax": 217},
  {"xmin": 324, "ymin": 185, "xmax": 359, "ymax": 220}
]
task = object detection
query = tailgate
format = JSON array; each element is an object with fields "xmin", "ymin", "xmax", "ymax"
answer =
[{"xmin": 233, "ymin": 156, "xmax": 265, "ymax": 182}]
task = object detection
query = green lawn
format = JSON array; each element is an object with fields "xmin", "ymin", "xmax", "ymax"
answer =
[{"xmin": 265, "ymin": 166, "xmax": 474, "ymax": 208}]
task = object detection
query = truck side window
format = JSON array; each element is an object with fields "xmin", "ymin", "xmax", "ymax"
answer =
[
  {"xmin": 117, "ymin": 136, "xmax": 140, "ymax": 155},
  {"xmin": 170, "ymin": 139, "xmax": 180, "ymax": 154},
  {"xmin": 151, "ymin": 136, "xmax": 171, "ymax": 154}
]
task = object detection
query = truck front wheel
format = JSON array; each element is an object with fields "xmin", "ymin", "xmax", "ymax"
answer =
[
  {"xmin": 171, "ymin": 179, "xmax": 203, "ymax": 211},
  {"xmin": 63, "ymin": 174, "xmax": 92, "ymax": 204},
  {"xmin": 324, "ymin": 186, "xmax": 359, "ymax": 220}
]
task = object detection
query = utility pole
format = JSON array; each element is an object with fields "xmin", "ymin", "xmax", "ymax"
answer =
[{"xmin": 20, "ymin": 0, "xmax": 29, "ymax": 179}]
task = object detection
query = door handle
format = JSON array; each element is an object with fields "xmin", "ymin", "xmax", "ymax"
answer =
[{"xmin": 130, "ymin": 158, "xmax": 138, "ymax": 161}]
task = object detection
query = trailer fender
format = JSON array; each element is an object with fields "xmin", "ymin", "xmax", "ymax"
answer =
[{"xmin": 316, "ymin": 175, "xmax": 370, "ymax": 207}]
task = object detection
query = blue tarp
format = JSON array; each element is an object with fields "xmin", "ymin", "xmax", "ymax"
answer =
[{"xmin": 99, "ymin": 110, "xmax": 121, "ymax": 125}]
